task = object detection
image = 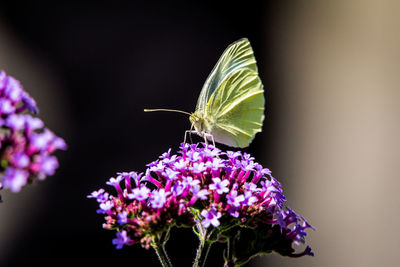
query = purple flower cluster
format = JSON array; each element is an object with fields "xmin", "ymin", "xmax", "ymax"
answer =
[
  {"xmin": 89, "ymin": 143, "xmax": 313, "ymax": 257},
  {"xmin": 0, "ymin": 71, "xmax": 66, "ymax": 195}
]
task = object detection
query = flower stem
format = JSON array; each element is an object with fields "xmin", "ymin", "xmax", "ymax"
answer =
[
  {"xmin": 193, "ymin": 223, "xmax": 214, "ymax": 267},
  {"xmin": 153, "ymin": 244, "xmax": 173, "ymax": 267},
  {"xmin": 223, "ymin": 237, "xmax": 235, "ymax": 267},
  {"xmin": 193, "ymin": 237, "xmax": 212, "ymax": 267},
  {"xmin": 223, "ymin": 260, "xmax": 236, "ymax": 267}
]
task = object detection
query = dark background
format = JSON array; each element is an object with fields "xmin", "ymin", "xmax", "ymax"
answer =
[{"xmin": 0, "ymin": 2, "xmax": 284, "ymax": 266}]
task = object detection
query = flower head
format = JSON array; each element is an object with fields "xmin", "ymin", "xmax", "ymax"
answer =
[
  {"xmin": 0, "ymin": 71, "xmax": 66, "ymax": 199},
  {"xmin": 89, "ymin": 142, "xmax": 313, "ymax": 257}
]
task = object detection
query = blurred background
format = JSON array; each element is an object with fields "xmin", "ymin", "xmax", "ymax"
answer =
[{"xmin": 0, "ymin": 1, "xmax": 399, "ymax": 266}]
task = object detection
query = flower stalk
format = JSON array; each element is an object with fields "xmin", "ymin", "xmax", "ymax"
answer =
[
  {"xmin": 223, "ymin": 236, "xmax": 235, "ymax": 267},
  {"xmin": 194, "ymin": 237, "xmax": 212, "ymax": 267},
  {"xmin": 193, "ymin": 224, "xmax": 214, "ymax": 267},
  {"xmin": 152, "ymin": 244, "xmax": 173, "ymax": 267}
]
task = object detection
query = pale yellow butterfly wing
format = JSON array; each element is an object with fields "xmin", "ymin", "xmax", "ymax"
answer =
[
  {"xmin": 195, "ymin": 38, "xmax": 264, "ymax": 148},
  {"xmin": 206, "ymin": 68, "xmax": 264, "ymax": 147},
  {"xmin": 196, "ymin": 38, "xmax": 258, "ymax": 112}
]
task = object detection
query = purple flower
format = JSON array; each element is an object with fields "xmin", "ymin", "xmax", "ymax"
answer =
[
  {"xmin": 37, "ymin": 155, "xmax": 59, "ymax": 178},
  {"xmin": 127, "ymin": 186, "xmax": 150, "ymax": 201},
  {"xmin": 112, "ymin": 231, "xmax": 131, "ymax": 249},
  {"xmin": 188, "ymin": 151, "xmax": 201, "ymax": 162},
  {"xmin": 206, "ymin": 157, "xmax": 225, "ymax": 170},
  {"xmin": 191, "ymin": 162, "xmax": 206, "ymax": 173},
  {"xmin": 149, "ymin": 161, "xmax": 165, "ymax": 172},
  {"xmin": 2, "ymin": 167, "xmax": 29, "ymax": 193},
  {"xmin": 5, "ymin": 114, "xmax": 25, "ymax": 130},
  {"xmin": 260, "ymin": 167, "xmax": 272, "ymax": 176},
  {"xmin": 201, "ymin": 207, "xmax": 222, "ymax": 228},
  {"xmin": 163, "ymin": 168, "xmax": 180, "ymax": 180},
  {"xmin": 0, "ymin": 98, "xmax": 15, "ymax": 114},
  {"xmin": 117, "ymin": 211, "xmax": 129, "ymax": 225},
  {"xmin": 226, "ymin": 190, "xmax": 245, "ymax": 207},
  {"xmin": 51, "ymin": 136, "xmax": 67, "ymax": 151},
  {"xmin": 243, "ymin": 153, "xmax": 254, "ymax": 161},
  {"xmin": 173, "ymin": 158, "xmax": 187, "ymax": 170},
  {"xmin": 241, "ymin": 159, "xmax": 256, "ymax": 171},
  {"xmin": 243, "ymin": 182, "xmax": 259, "ymax": 193},
  {"xmin": 160, "ymin": 148, "xmax": 171, "ymax": 159},
  {"xmin": 225, "ymin": 151, "xmax": 241, "ymax": 164},
  {"xmin": 22, "ymin": 115, "xmax": 43, "ymax": 133},
  {"xmin": 182, "ymin": 176, "xmax": 199, "ymax": 187},
  {"xmin": 97, "ymin": 200, "xmax": 114, "ymax": 214},
  {"xmin": 202, "ymin": 146, "xmax": 220, "ymax": 158},
  {"xmin": 242, "ymin": 191, "xmax": 258, "ymax": 206},
  {"xmin": 172, "ymin": 181, "xmax": 185, "ymax": 196},
  {"xmin": 190, "ymin": 184, "xmax": 209, "ymax": 200},
  {"xmin": 162, "ymin": 155, "xmax": 177, "ymax": 165},
  {"xmin": 121, "ymin": 171, "xmax": 142, "ymax": 188},
  {"xmin": 227, "ymin": 207, "xmax": 240, "ymax": 218},
  {"xmin": 12, "ymin": 152, "xmax": 30, "ymax": 168},
  {"xmin": 21, "ymin": 91, "xmax": 38, "ymax": 114},
  {"xmin": 87, "ymin": 189, "xmax": 109, "ymax": 203},
  {"xmin": 4, "ymin": 77, "xmax": 22, "ymax": 101},
  {"xmin": 106, "ymin": 176, "xmax": 124, "ymax": 187},
  {"xmin": 29, "ymin": 130, "xmax": 53, "ymax": 151},
  {"xmin": 260, "ymin": 180, "xmax": 278, "ymax": 198},
  {"xmin": 150, "ymin": 189, "xmax": 169, "ymax": 209},
  {"xmin": 209, "ymin": 178, "xmax": 230, "ymax": 195}
]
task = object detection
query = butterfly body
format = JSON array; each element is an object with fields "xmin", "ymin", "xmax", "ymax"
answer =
[{"xmin": 189, "ymin": 110, "xmax": 211, "ymax": 135}]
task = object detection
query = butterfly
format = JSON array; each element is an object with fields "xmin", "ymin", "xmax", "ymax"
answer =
[{"xmin": 145, "ymin": 38, "xmax": 264, "ymax": 148}]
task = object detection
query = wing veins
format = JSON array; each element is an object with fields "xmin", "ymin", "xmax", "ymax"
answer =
[
  {"xmin": 211, "ymin": 70, "xmax": 259, "ymax": 114},
  {"xmin": 216, "ymin": 90, "xmax": 264, "ymax": 118},
  {"xmin": 216, "ymin": 124, "xmax": 253, "ymax": 137}
]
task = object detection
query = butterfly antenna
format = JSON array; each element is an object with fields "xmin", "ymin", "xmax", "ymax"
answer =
[{"xmin": 144, "ymin": 109, "xmax": 191, "ymax": 116}]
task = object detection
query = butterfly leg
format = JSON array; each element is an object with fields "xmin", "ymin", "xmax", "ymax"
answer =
[
  {"xmin": 203, "ymin": 132, "xmax": 216, "ymax": 148},
  {"xmin": 202, "ymin": 133, "xmax": 208, "ymax": 146},
  {"xmin": 184, "ymin": 130, "xmax": 197, "ymax": 144},
  {"xmin": 183, "ymin": 130, "xmax": 190, "ymax": 144}
]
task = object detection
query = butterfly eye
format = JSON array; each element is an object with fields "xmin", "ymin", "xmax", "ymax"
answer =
[{"xmin": 190, "ymin": 114, "xmax": 199, "ymax": 122}]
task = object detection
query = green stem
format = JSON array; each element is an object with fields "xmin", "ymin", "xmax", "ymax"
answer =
[
  {"xmin": 153, "ymin": 244, "xmax": 173, "ymax": 267},
  {"xmin": 193, "ymin": 237, "xmax": 212, "ymax": 267},
  {"xmin": 223, "ymin": 237, "xmax": 235, "ymax": 267},
  {"xmin": 223, "ymin": 260, "xmax": 236, "ymax": 267}
]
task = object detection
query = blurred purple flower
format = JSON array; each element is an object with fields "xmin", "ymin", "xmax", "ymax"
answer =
[
  {"xmin": 112, "ymin": 231, "xmax": 131, "ymax": 249},
  {"xmin": 2, "ymin": 167, "xmax": 29, "ymax": 193},
  {"xmin": 0, "ymin": 70, "xmax": 66, "ymax": 199}
]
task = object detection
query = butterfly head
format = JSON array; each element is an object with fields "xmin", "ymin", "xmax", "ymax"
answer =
[{"xmin": 189, "ymin": 111, "xmax": 207, "ymax": 134}]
